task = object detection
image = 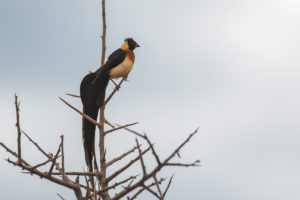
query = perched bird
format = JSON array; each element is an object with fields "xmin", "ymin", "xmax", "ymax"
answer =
[{"xmin": 80, "ymin": 38, "xmax": 140, "ymax": 171}]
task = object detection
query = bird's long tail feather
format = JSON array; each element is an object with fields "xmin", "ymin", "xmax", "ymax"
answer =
[{"xmin": 82, "ymin": 107, "xmax": 99, "ymax": 172}]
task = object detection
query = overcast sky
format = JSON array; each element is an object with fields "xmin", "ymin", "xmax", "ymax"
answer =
[{"xmin": 1, "ymin": 0, "xmax": 300, "ymax": 199}]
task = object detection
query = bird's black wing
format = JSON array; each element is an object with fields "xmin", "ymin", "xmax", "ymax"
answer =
[{"xmin": 92, "ymin": 48, "xmax": 126, "ymax": 84}]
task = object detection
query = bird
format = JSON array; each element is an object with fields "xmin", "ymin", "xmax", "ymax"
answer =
[{"xmin": 80, "ymin": 38, "xmax": 140, "ymax": 171}]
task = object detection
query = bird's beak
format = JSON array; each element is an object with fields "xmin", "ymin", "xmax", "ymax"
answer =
[{"xmin": 136, "ymin": 43, "xmax": 140, "ymax": 48}]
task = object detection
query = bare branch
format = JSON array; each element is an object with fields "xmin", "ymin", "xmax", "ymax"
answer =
[
  {"xmin": 59, "ymin": 97, "xmax": 100, "ymax": 127},
  {"xmin": 110, "ymin": 79, "xmax": 118, "ymax": 87},
  {"xmin": 106, "ymin": 145, "xmax": 151, "ymax": 183},
  {"xmin": 100, "ymin": 0, "xmax": 107, "ymax": 66},
  {"xmin": 65, "ymin": 93, "xmax": 80, "ymax": 98},
  {"xmin": 48, "ymin": 171, "xmax": 102, "ymax": 176},
  {"xmin": 48, "ymin": 141, "xmax": 62, "ymax": 176},
  {"xmin": 135, "ymin": 139, "xmax": 146, "ymax": 176},
  {"xmin": 165, "ymin": 160, "xmax": 200, "ymax": 167},
  {"xmin": 104, "ymin": 122, "xmax": 138, "ymax": 135},
  {"xmin": 115, "ymin": 124, "xmax": 145, "ymax": 139},
  {"xmin": 163, "ymin": 128, "xmax": 199, "ymax": 164},
  {"xmin": 162, "ymin": 175, "xmax": 174, "ymax": 198},
  {"xmin": 106, "ymin": 145, "xmax": 139, "ymax": 167},
  {"xmin": 143, "ymin": 185, "xmax": 161, "ymax": 199},
  {"xmin": 103, "ymin": 77, "xmax": 126, "ymax": 107},
  {"xmin": 104, "ymin": 118, "xmax": 115, "ymax": 128},
  {"xmin": 14, "ymin": 94, "xmax": 22, "ymax": 163},
  {"xmin": 111, "ymin": 129, "xmax": 199, "ymax": 200},
  {"xmin": 0, "ymin": 142, "xmax": 30, "ymax": 166},
  {"xmin": 5, "ymin": 158, "xmax": 80, "ymax": 192},
  {"xmin": 153, "ymin": 175, "xmax": 163, "ymax": 198},
  {"xmin": 144, "ymin": 134, "xmax": 161, "ymax": 165},
  {"xmin": 128, "ymin": 178, "xmax": 165, "ymax": 200},
  {"xmin": 31, "ymin": 159, "xmax": 52, "ymax": 170},
  {"xmin": 21, "ymin": 129, "xmax": 51, "ymax": 159},
  {"xmin": 60, "ymin": 135, "xmax": 65, "ymax": 178},
  {"xmin": 100, "ymin": 175, "xmax": 138, "ymax": 193},
  {"xmin": 57, "ymin": 193, "xmax": 66, "ymax": 200}
]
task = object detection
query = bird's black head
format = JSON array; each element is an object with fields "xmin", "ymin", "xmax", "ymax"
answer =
[{"xmin": 125, "ymin": 38, "xmax": 140, "ymax": 50}]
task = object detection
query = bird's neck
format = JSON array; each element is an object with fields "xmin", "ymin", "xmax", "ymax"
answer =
[{"xmin": 126, "ymin": 49, "xmax": 135, "ymax": 62}]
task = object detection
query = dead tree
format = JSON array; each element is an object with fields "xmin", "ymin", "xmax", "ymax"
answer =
[{"xmin": 0, "ymin": 1, "xmax": 199, "ymax": 199}]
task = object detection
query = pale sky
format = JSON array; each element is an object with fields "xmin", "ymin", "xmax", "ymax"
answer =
[{"xmin": 1, "ymin": 0, "xmax": 300, "ymax": 199}]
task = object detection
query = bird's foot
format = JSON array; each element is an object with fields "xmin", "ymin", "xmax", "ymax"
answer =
[{"xmin": 123, "ymin": 76, "xmax": 129, "ymax": 82}]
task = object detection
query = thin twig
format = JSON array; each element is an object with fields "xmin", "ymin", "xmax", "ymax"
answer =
[
  {"xmin": 162, "ymin": 175, "xmax": 174, "ymax": 198},
  {"xmin": 153, "ymin": 175, "xmax": 163, "ymax": 198},
  {"xmin": 57, "ymin": 193, "xmax": 66, "ymax": 200},
  {"xmin": 128, "ymin": 178, "xmax": 165, "ymax": 200},
  {"xmin": 48, "ymin": 141, "xmax": 62, "ymax": 176},
  {"xmin": 99, "ymin": 175, "xmax": 138, "ymax": 193},
  {"xmin": 66, "ymin": 93, "xmax": 80, "ymax": 98},
  {"xmin": 165, "ymin": 160, "xmax": 200, "ymax": 167},
  {"xmin": 14, "ymin": 94, "xmax": 22, "ymax": 163},
  {"xmin": 104, "ymin": 118, "xmax": 115, "ymax": 128},
  {"xmin": 103, "ymin": 77, "xmax": 126, "ymax": 107},
  {"xmin": 143, "ymin": 185, "xmax": 160, "ymax": 199},
  {"xmin": 21, "ymin": 129, "xmax": 50, "ymax": 159},
  {"xmin": 115, "ymin": 124, "xmax": 145, "ymax": 138},
  {"xmin": 104, "ymin": 122, "xmax": 138, "ymax": 135},
  {"xmin": 135, "ymin": 139, "xmax": 146, "ymax": 176},
  {"xmin": 106, "ymin": 145, "xmax": 139, "ymax": 167},
  {"xmin": 106, "ymin": 146, "xmax": 151, "ymax": 183},
  {"xmin": 60, "ymin": 135, "xmax": 65, "ymax": 179},
  {"xmin": 144, "ymin": 134, "xmax": 161, "ymax": 165},
  {"xmin": 100, "ymin": 0, "xmax": 107, "ymax": 66},
  {"xmin": 31, "ymin": 159, "xmax": 52, "ymax": 170},
  {"xmin": 59, "ymin": 97, "xmax": 100, "ymax": 127}
]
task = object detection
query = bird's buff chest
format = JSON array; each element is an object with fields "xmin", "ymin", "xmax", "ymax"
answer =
[{"xmin": 109, "ymin": 51, "xmax": 135, "ymax": 79}]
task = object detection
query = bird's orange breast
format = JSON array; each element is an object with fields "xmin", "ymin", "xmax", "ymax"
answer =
[{"xmin": 126, "ymin": 49, "xmax": 135, "ymax": 62}]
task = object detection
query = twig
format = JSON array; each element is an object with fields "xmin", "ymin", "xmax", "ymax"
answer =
[
  {"xmin": 14, "ymin": 94, "xmax": 22, "ymax": 163},
  {"xmin": 162, "ymin": 175, "xmax": 174, "ymax": 198},
  {"xmin": 48, "ymin": 171, "xmax": 102, "ymax": 176},
  {"xmin": 31, "ymin": 159, "xmax": 52, "ymax": 170},
  {"xmin": 6, "ymin": 158, "xmax": 83, "ymax": 199},
  {"xmin": 66, "ymin": 93, "xmax": 80, "ymax": 98},
  {"xmin": 100, "ymin": 0, "xmax": 107, "ymax": 66},
  {"xmin": 59, "ymin": 97, "xmax": 100, "ymax": 127},
  {"xmin": 57, "ymin": 193, "xmax": 66, "ymax": 200},
  {"xmin": 60, "ymin": 135, "xmax": 65, "ymax": 179},
  {"xmin": 83, "ymin": 169, "xmax": 92, "ymax": 200},
  {"xmin": 153, "ymin": 175, "xmax": 163, "ymax": 198},
  {"xmin": 0, "ymin": 142, "xmax": 30, "ymax": 166},
  {"xmin": 128, "ymin": 178, "xmax": 165, "ymax": 200},
  {"xmin": 106, "ymin": 145, "xmax": 139, "ymax": 167},
  {"xmin": 106, "ymin": 146, "xmax": 151, "ymax": 183},
  {"xmin": 104, "ymin": 122, "xmax": 138, "ymax": 135},
  {"xmin": 165, "ymin": 160, "xmax": 200, "ymax": 167},
  {"xmin": 163, "ymin": 128, "xmax": 199, "ymax": 164},
  {"xmin": 21, "ymin": 129, "xmax": 51, "ymax": 159},
  {"xmin": 103, "ymin": 77, "xmax": 126, "ymax": 107},
  {"xmin": 104, "ymin": 118, "xmax": 115, "ymax": 128},
  {"xmin": 143, "ymin": 185, "xmax": 160, "ymax": 199},
  {"xmin": 99, "ymin": 175, "xmax": 138, "ymax": 193},
  {"xmin": 48, "ymin": 141, "xmax": 62, "ymax": 176},
  {"xmin": 135, "ymin": 139, "xmax": 146, "ymax": 176},
  {"xmin": 115, "ymin": 124, "xmax": 145, "ymax": 138},
  {"xmin": 144, "ymin": 134, "xmax": 161, "ymax": 165},
  {"xmin": 110, "ymin": 79, "xmax": 118, "ymax": 87}
]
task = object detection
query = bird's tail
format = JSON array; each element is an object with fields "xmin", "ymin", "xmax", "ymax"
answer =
[{"xmin": 82, "ymin": 107, "xmax": 99, "ymax": 172}]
